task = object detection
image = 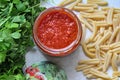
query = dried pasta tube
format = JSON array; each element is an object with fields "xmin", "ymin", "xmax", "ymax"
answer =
[
  {"xmin": 116, "ymin": 31, "xmax": 120, "ymax": 42},
  {"xmin": 90, "ymin": 21, "xmax": 98, "ymax": 40},
  {"xmin": 81, "ymin": 42, "xmax": 96, "ymax": 58},
  {"xmin": 115, "ymin": 18, "xmax": 120, "ymax": 42},
  {"xmin": 76, "ymin": 64, "xmax": 94, "ymax": 71},
  {"xmin": 78, "ymin": 59, "xmax": 100, "ymax": 65},
  {"xmin": 100, "ymin": 50, "xmax": 106, "ymax": 54},
  {"xmin": 80, "ymin": 24, "xmax": 86, "ymax": 44},
  {"xmin": 95, "ymin": 45, "xmax": 101, "ymax": 59},
  {"xmin": 78, "ymin": 15, "xmax": 93, "ymax": 31},
  {"xmin": 85, "ymin": 38, "xmax": 91, "ymax": 44},
  {"xmin": 97, "ymin": 31, "xmax": 111, "ymax": 45},
  {"xmin": 78, "ymin": 59, "xmax": 98, "ymax": 64},
  {"xmin": 112, "ymin": 53, "xmax": 118, "ymax": 71},
  {"xmin": 86, "ymin": 74, "xmax": 97, "ymax": 79},
  {"xmin": 93, "ymin": 33, "xmax": 101, "ymax": 42},
  {"xmin": 68, "ymin": 0, "xmax": 82, "ymax": 9},
  {"xmin": 111, "ymin": 47, "xmax": 120, "ymax": 53},
  {"xmin": 107, "ymin": 8, "xmax": 114, "ymax": 25},
  {"xmin": 112, "ymin": 71, "xmax": 120, "ymax": 77},
  {"xmin": 113, "ymin": 19, "xmax": 119, "ymax": 30},
  {"xmin": 110, "ymin": 42, "xmax": 120, "ymax": 49},
  {"xmin": 100, "ymin": 50, "xmax": 106, "ymax": 58},
  {"xmin": 108, "ymin": 27, "xmax": 112, "ymax": 32},
  {"xmin": 96, "ymin": 78, "xmax": 104, "ymax": 80},
  {"xmin": 96, "ymin": 66, "xmax": 103, "ymax": 71},
  {"xmin": 87, "ymin": 43, "xmax": 96, "ymax": 48},
  {"xmin": 108, "ymin": 27, "xmax": 120, "ymax": 44},
  {"xmin": 100, "ymin": 27, "xmax": 105, "ymax": 35},
  {"xmin": 88, "ymin": 48, "xmax": 96, "ymax": 52},
  {"xmin": 58, "ymin": 0, "xmax": 75, "ymax": 6},
  {"xmin": 87, "ymin": 1, "xmax": 108, "ymax": 6},
  {"xmin": 89, "ymin": 68, "xmax": 111, "ymax": 79},
  {"xmin": 82, "ymin": 14, "xmax": 106, "ymax": 19},
  {"xmin": 93, "ymin": 10, "xmax": 107, "ymax": 15},
  {"xmin": 77, "ymin": 3, "xmax": 98, "ymax": 9},
  {"xmin": 112, "ymin": 71, "xmax": 119, "ymax": 80},
  {"xmin": 103, "ymin": 52, "xmax": 112, "ymax": 72},
  {"xmin": 73, "ymin": 6, "xmax": 94, "ymax": 12},
  {"xmin": 100, "ymin": 45, "xmax": 109, "ymax": 50}
]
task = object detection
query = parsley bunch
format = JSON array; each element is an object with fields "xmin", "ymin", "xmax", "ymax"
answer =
[{"xmin": 0, "ymin": 0, "xmax": 45, "ymax": 79}]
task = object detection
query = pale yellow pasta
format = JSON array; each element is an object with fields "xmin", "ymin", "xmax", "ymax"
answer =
[
  {"xmin": 87, "ymin": 43, "xmax": 95, "ymax": 48},
  {"xmin": 85, "ymin": 38, "xmax": 91, "ymax": 44},
  {"xmin": 101, "ymin": 7, "xmax": 109, "ymax": 11},
  {"xmin": 114, "ymin": 14, "xmax": 120, "ymax": 18},
  {"xmin": 86, "ymin": 74, "xmax": 97, "ymax": 79},
  {"xmin": 101, "ymin": 47, "xmax": 109, "ymax": 51},
  {"xmin": 103, "ymin": 52, "xmax": 112, "ymax": 72},
  {"xmin": 89, "ymin": 21, "xmax": 98, "ymax": 40},
  {"xmin": 96, "ymin": 78, "xmax": 104, "ymax": 80},
  {"xmin": 100, "ymin": 27, "xmax": 105, "ymax": 36},
  {"xmin": 77, "ymin": 3, "xmax": 98, "ymax": 9},
  {"xmin": 106, "ymin": 8, "xmax": 114, "ymax": 25},
  {"xmin": 115, "ymin": 32, "xmax": 120, "ymax": 42},
  {"xmin": 116, "ymin": 28, "xmax": 120, "ymax": 42},
  {"xmin": 111, "ymin": 47, "xmax": 120, "ymax": 53},
  {"xmin": 58, "ymin": 0, "xmax": 75, "ymax": 6},
  {"xmin": 80, "ymin": 24, "xmax": 86, "ymax": 44},
  {"xmin": 78, "ymin": 59, "xmax": 100, "ymax": 65},
  {"xmin": 68, "ymin": 0, "xmax": 82, "ymax": 9},
  {"xmin": 102, "ymin": 7, "xmax": 120, "ymax": 14},
  {"xmin": 100, "ymin": 45, "xmax": 109, "ymax": 51},
  {"xmin": 94, "ymin": 33, "xmax": 102, "ymax": 45},
  {"xmin": 113, "ymin": 71, "xmax": 120, "ymax": 77},
  {"xmin": 89, "ymin": 68, "xmax": 111, "ymax": 79},
  {"xmin": 93, "ymin": 10, "xmax": 107, "ymax": 15},
  {"xmin": 97, "ymin": 31, "xmax": 111, "ymax": 45},
  {"xmin": 76, "ymin": 64, "xmax": 94, "ymax": 71},
  {"xmin": 93, "ymin": 33, "xmax": 101, "ymax": 42},
  {"xmin": 83, "ymin": 69, "xmax": 90, "ymax": 74},
  {"xmin": 88, "ymin": 48, "xmax": 96, "ymax": 52},
  {"xmin": 96, "ymin": 22, "xmax": 109, "ymax": 27},
  {"xmin": 73, "ymin": 6, "xmax": 94, "ymax": 12},
  {"xmin": 80, "ymin": 11, "xmax": 107, "ymax": 19},
  {"xmin": 112, "ymin": 72, "xmax": 119, "ymax": 80},
  {"xmin": 100, "ymin": 45, "xmax": 109, "ymax": 49},
  {"xmin": 82, "ymin": 14, "xmax": 106, "ymax": 19},
  {"xmin": 108, "ymin": 27, "xmax": 112, "ymax": 32},
  {"xmin": 65, "ymin": 0, "xmax": 120, "ymax": 79},
  {"xmin": 96, "ymin": 66, "xmax": 103, "ymax": 71},
  {"xmin": 114, "ymin": 10, "xmax": 120, "ymax": 14},
  {"xmin": 81, "ymin": 42, "xmax": 96, "ymax": 58},
  {"xmin": 78, "ymin": 15, "xmax": 93, "ymax": 31},
  {"xmin": 100, "ymin": 50, "xmax": 106, "ymax": 56},
  {"xmin": 108, "ymin": 27, "xmax": 120, "ymax": 44},
  {"xmin": 95, "ymin": 45, "xmax": 101, "ymax": 59},
  {"xmin": 110, "ymin": 42, "xmax": 120, "ymax": 49},
  {"xmin": 87, "ymin": 1, "xmax": 108, "ymax": 6},
  {"xmin": 113, "ymin": 19, "xmax": 119, "ymax": 30},
  {"xmin": 112, "ymin": 53, "xmax": 118, "ymax": 71}
]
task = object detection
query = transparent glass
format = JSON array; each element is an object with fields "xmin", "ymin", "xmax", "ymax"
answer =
[{"xmin": 33, "ymin": 7, "xmax": 82, "ymax": 57}]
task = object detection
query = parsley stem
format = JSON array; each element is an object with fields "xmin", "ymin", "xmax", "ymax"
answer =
[
  {"xmin": 30, "ymin": 3, "xmax": 41, "ymax": 8},
  {"xmin": 0, "ymin": 16, "xmax": 10, "ymax": 27}
]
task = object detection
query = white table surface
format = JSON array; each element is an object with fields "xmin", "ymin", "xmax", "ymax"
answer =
[{"xmin": 25, "ymin": 0, "xmax": 120, "ymax": 80}]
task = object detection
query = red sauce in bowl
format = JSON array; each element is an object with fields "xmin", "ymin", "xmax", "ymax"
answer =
[{"xmin": 33, "ymin": 7, "xmax": 82, "ymax": 56}]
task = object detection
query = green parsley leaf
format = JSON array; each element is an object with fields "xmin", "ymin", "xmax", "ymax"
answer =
[{"xmin": 11, "ymin": 31, "xmax": 21, "ymax": 39}]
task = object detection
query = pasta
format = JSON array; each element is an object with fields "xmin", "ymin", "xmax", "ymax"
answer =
[
  {"xmin": 106, "ymin": 8, "xmax": 114, "ymax": 25},
  {"xmin": 58, "ymin": 0, "xmax": 120, "ymax": 79},
  {"xmin": 58, "ymin": 0, "xmax": 75, "ymax": 6}
]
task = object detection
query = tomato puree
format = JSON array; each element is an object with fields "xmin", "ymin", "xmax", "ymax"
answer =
[{"xmin": 37, "ymin": 9, "xmax": 78, "ymax": 49}]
